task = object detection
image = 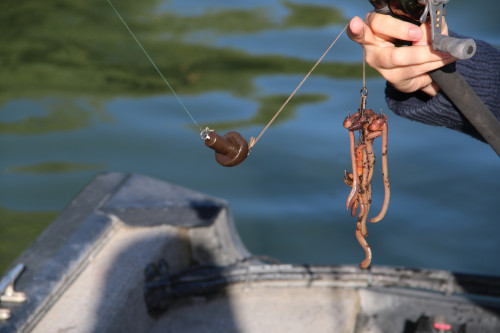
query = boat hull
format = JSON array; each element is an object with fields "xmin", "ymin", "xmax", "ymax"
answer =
[{"xmin": 1, "ymin": 173, "xmax": 499, "ymax": 332}]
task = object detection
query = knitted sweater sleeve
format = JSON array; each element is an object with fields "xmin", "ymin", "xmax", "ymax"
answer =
[{"xmin": 385, "ymin": 32, "xmax": 500, "ymax": 141}]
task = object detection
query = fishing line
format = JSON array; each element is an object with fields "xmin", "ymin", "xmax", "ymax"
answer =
[
  {"xmin": 248, "ymin": 24, "xmax": 349, "ymax": 150},
  {"xmin": 106, "ymin": 0, "xmax": 201, "ymax": 130},
  {"xmin": 359, "ymin": 20, "xmax": 368, "ymax": 116},
  {"xmin": 105, "ymin": 1, "xmax": 350, "ymax": 166},
  {"xmin": 362, "ymin": 21, "xmax": 367, "ymax": 92},
  {"xmin": 359, "ymin": 21, "xmax": 368, "ymax": 143}
]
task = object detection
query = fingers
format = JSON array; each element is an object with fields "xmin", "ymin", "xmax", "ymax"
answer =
[
  {"xmin": 347, "ymin": 16, "xmax": 363, "ymax": 41},
  {"xmin": 365, "ymin": 12, "xmax": 423, "ymax": 43},
  {"xmin": 347, "ymin": 12, "xmax": 455, "ymax": 95},
  {"xmin": 348, "ymin": 16, "xmax": 375, "ymax": 45},
  {"xmin": 349, "ymin": 13, "xmax": 422, "ymax": 45},
  {"xmin": 349, "ymin": 12, "xmax": 450, "ymax": 68},
  {"xmin": 378, "ymin": 56, "xmax": 456, "ymax": 93},
  {"xmin": 370, "ymin": 44, "xmax": 454, "ymax": 69},
  {"xmin": 380, "ymin": 55, "xmax": 456, "ymax": 81},
  {"xmin": 384, "ymin": 57, "xmax": 454, "ymax": 94},
  {"xmin": 391, "ymin": 73, "xmax": 433, "ymax": 93}
]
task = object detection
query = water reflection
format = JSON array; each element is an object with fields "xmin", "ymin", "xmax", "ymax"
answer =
[
  {"xmin": 0, "ymin": 0, "xmax": 363, "ymax": 102},
  {"xmin": 208, "ymin": 93, "xmax": 327, "ymax": 130},
  {"xmin": 0, "ymin": 0, "xmax": 371, "ymax": 119},
  {"xmin": 0, "ymin": 207, "xmax": 56, "ymax": 273},
  {"xmin": 0, "ymin": 0, "xmax": 364, "ymax": 272},
  {"xmin": 0, "ymin": 98, "xmax": 109, "ymax": 134},
  {"xmin": 1, "ymin": 0, "xmax": 498, "ymax": 276},
  {"xmin": 6, "ymin": 161, "xmax": 106, "ymax": 174}
]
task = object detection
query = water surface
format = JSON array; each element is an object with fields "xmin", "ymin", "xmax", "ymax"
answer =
[{"xmin": 1, "ymin": 0, "xmax": 499, "ymax": 275}]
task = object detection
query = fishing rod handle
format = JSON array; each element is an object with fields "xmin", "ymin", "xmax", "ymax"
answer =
[{"xmin": 430, "ymin": 67, "xmax": 500, "ymax": 157}]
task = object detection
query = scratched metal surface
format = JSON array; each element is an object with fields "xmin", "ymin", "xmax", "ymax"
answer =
[{"xmin": 0, "ymin": 0, "xmax": 499, "ymax": 275}]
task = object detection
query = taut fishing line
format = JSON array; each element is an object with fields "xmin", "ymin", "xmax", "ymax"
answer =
[
  {"xmin": 249, "ymin": 24, "xmax": 349, "ymax": 150},
  {"xmin": 105, "ymin": 0, "xmax": 349, "ymax": 167},
  {"xmin": 106, "ymin": 0, "xmax": 201, "ymax": 130}
]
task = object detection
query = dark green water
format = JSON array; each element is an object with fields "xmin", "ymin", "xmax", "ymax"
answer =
[{"xmin": 1, "ymin": 0, "xmax": 499, "ymax": 275}]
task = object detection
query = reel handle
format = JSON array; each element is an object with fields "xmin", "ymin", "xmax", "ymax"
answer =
[
  {"xmin": 433, "ymin": 34, "xmax": 475, "ymax": 59},
  {"xmin": 427, "ymin": 1, "xmax": 475, "ymax": 59}
]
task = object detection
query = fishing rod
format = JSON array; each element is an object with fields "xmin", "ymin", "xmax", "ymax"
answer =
[{"xmin": 369, "ymin": 0, "xmax": 500, "ymax": 157}]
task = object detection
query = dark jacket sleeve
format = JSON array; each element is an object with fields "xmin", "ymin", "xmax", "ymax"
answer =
[{"xmin": 385, "ymin": 32, "xmax": 500, "ymax": 141}]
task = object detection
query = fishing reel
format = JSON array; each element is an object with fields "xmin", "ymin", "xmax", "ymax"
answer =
[{"xmin": 369, "ymin": 0, "xmax": 476, "ymax": 59}]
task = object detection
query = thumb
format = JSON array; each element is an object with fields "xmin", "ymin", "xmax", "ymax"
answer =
[
  {"xmin": 348, "ymin": 16, "xmax": 368, "ymax": 45},
  {"xmin": 348, "ymin": 16, "xmax": 378, "ymax": 47}
]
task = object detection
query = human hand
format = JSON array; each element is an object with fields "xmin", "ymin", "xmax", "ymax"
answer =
[{"xmin": 348, "ymin": 12, "xmax": 457, "ymax": 96}]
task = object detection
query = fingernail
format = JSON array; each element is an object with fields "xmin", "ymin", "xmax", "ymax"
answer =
[{"xmin": 408, "ymin": 27, "xmax": 422, "ymax": 40}]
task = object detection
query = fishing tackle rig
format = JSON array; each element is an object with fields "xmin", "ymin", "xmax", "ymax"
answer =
[
  {"xmin": 342, "ymin": 26, "xmax": 390, "ymax": 269},
  {"xmin": 369, "ymin": 0, "xmax": 500, "ymax": 156},
  {"xmin": 343, "ymin": 100, "xmax": 390, "ymax": 269},
  {"xmin": 106, "ymin": 0, "xmax": 348, "ymax": 167},
  {"xmin": 106, "ymin": 0, "xmax": 388, "ymax": 268},
  {"xmin": 199, "ymin": 24, "xmax": 347, "ymax": 168}
]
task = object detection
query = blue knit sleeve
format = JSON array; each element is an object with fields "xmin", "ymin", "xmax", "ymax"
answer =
[{"xmin": 385, "ymin": 32, "xmax": 500, "ymax": 141}]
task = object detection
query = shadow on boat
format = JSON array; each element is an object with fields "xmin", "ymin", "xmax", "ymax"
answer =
[{"xmin": 1, "ymin": 172, "xmax": 500, "ymax": 332}]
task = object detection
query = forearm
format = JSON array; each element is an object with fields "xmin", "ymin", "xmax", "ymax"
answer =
[{"xmin": 385, "ymin": 32, "xmax": 500, "ymax": 141}]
